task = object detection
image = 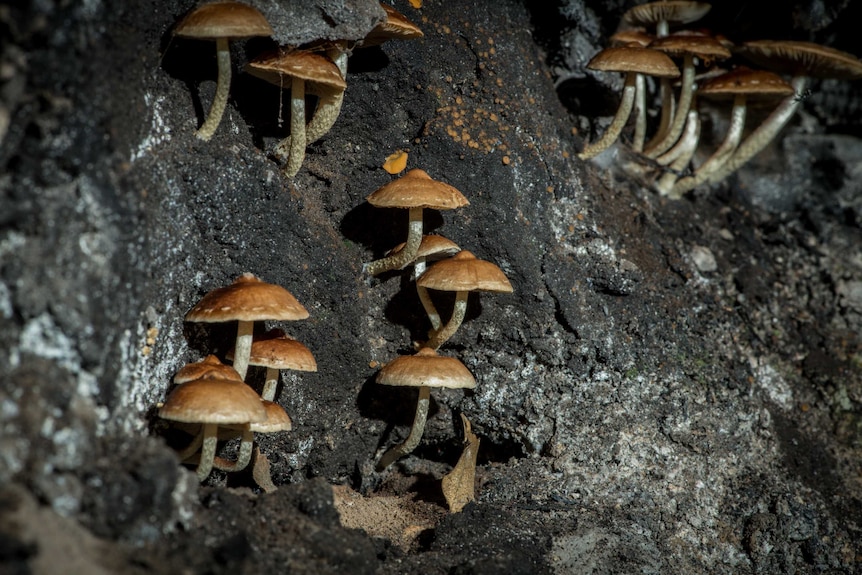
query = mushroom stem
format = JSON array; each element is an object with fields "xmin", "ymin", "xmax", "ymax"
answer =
[
  {"xmin": 364, "ymin": 207, "xmax": 424, "ymax": 276},
  {"xmin": 646, "ymin": 53, "xmax": 695, "ymax": 157},
  {"xmin": 632, "ymin": 72, "xmax": 647, "ymax": 152},
  {"xmin": 195, "ymin": 423, "xmax": 218, "ymax": 481},
  {"xmin": 646, "ymin": 78, "xmax": 676, "ymax": 151},
  {"xmin": 414, "ymin": 257, "xmax": 442, "ymax": 332},
  {"xmin": 213, "ymin": 427, "xmax": 254, "ymax": 473},
  {"xmin": 672, "ymin": 93, "xmax": 747, "ymax": 196},
  {"xmin": 578, "ymin": 72, "xmax": 637, "ymax": 160},
  {"xmin": 196, "ymin": 37, "xmax": 231, "ymax": 141},
  {"xmin": 305, "ymin": 90, "xmax": 344, "ymax": 144},
  {"xmin": 656, "ymin": 110, "xmax": 701, "ymax": 197},
  {"xmin": 279, "ymin": 78, "xmax": 307, "ymax": 178},
  {"xmin": 232, "ymin": 320, "xmax": 254, "ymax": 381},
  {"xmin": 427, "ymin": 290, "xmax": 468, "ymax": 350},
  {"xmin": 703, "ymin": 75, "xmax": 809, "ymax": 186},
  {"xmin": 376, "ymin": 385, "xmax": 431, "ymax": 471},
  {"xmin": 261, "ymin": 366, "xmax": 280, "ymax": 402}
]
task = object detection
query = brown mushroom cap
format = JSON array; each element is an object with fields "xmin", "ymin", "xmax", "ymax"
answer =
[
  {"xmin": 185, "ymin": 273, "xmax": 309, "ymax": 323},
  {"xmin": 609, "ymin": 29, "xmax": 655, "ymax": 48},
  {"xmin": 227, "ymin": 328, "xmax": 317, "ymax": 372},
  {"xmin": 623, "ymin": 1, "xmax": 711, "ymax": 28},
  {"xmin": 417, "ymin": 250, "xmax": 513, "ymax": 293},
  {"xmin": 736, "ymin": 40, "xmax": 862, "ymax": 80},
  {"xmin": 245, "ymin": 49, "xmax": 346, "ymax": 91},
  {"xmin": 366, "ymin": 169, "xmax": 469, "ymax": 210},
  {"xmin": 159, "ymin": 378, "xmax": 267, "ymax": 425},
  {"xmin": 587, "ymin": 46, "xmax": 681, "ymax": 78},
  {"xmin": 377, "ymin": 347, "xmax": 476, "ymax": 389},
  {"xmin": 698, "ymin": 66, "xmax": 795, "ymax": 100},
  {"xmin": 386, "ymin": 234, "xmax": 461, "ymax": 260},
  {"xmin": 174, "ymin": 355, "xmax": 243, "ymax": 384},
  {"xmin": 174, "ymin": 1, "xmax": 273, "ymax": 40},
  {"xmin": 363, "ymin": 4, "xmax": 424, "ymax": 47},
  {"xmin": 249, "ymin": 400, "xmax": 293, "ymax": 433},
  {"xmin": 648, "ymin": 33, "xmax": 732, "ymax": 64}
]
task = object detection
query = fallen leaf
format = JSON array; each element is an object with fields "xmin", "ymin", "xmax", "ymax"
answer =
[
  {"xmin": 409, "ymin": 0, "xmax": 422, "ymax": 8},
  {"xmin": 441, "ymin": 413, "xmax": 479, "ymax": 512},
  {"xmin": 383, "ymin": 150, "xmax": 408, "ymax": 174},
  {"xmin": 252, "ymin": 446, "xmax": 278, "ymax": 493}
]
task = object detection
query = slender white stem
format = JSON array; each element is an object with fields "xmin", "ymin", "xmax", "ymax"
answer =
[
  {"xmin": 672, "ymin": 94, "xmax": 747, "ymax": 196},
  {"xmin": 261, "ymin": 366, "xmax": 279, "ymax": 402},
  {"xmin": 633, "ymin": 73, "xmax": 647, "ymax": 152},
  {"xmin": 579, "ymin": 72, "xmax": 637, "ymax": 160},
  {"xmin": 656, "ymin": 108, "xmax": 699, "ymax": 166},
  {"xmin": 364, "ymin": 207, "xmax": 423, "ymax": 276},
  {"xmin": 427, "ymin": 291, "xmax": 468, "ymax": 349},
  {"xmin": 376, "ymin": 385, "xmax": 431, "ymax": 471},
  {"xmin": 282, "ymin": 78, "xmax": 307, "ymax": 178},
  {"xmin": 646, "ymin": 54, "xmax": 694, "ymax": 158},
  {"xmin": 176, "ymin": 427, "xmax": 203, "ymax": 462},
  {"xmin": 232, "ymin": 320, "xmax": 254, "ymax": 381},
  {"xmin": 195, "ymin": 423, "xmax": 218, "ymax": 481},
  {"xmin": 196, "ymin": 37, "xmax": 231, "ymax": 141},
  {"xmin": 657, "ymin": 111, "xmax": 701, "ymax": 197},
  {"xmin": 213, "ymin": 427, "xmax": 254, "ymax": 473}
]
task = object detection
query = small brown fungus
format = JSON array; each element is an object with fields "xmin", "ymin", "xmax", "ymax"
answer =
[
  {"xmin": 375, "ymin": 347, "xmax": 476, "ymax": 471},
  {"xmin": 173, "ymin": 1, "xmax": 273, "ymax": 141}
]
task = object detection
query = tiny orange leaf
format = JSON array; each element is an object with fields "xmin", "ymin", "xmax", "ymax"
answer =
[
  {"xmin": 409, "ymin": 0, "xmax": 422, "ymax": 8},
  {"xmin": 383, "ymin": 150, "xmax": 409, "ymax": 174}
]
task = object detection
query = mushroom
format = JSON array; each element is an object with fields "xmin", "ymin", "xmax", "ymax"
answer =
[
  {"xmin": 643, "ymin": 33, "xmax": 731, "ymax": 158},
  {"xmin": 173, "ymin": 1, "xmax": 273, "ymax": 141},
  {"xmin": 227, "ymin": 328, "xmax": 317, "ymax": 401},
  {"xmin": 361, "ymin": 3, "xmax": 424, "ymax": 47},
  {"xmin": 244, "ymin": 49, "xmax": 346, "ymax": 177},
  {"xmin": 364, "ymin": 169, "xmax": 469, "ymax": 276},
  {"xmin": 159, "ymin": 377, "xmax": 267, "ymax": 481},
  {"xmin": 608, "ymin": 30, "xmax": 655, "ymax": 152},
  {"xmin": 387, "ymin": 234, "xmax": 461, "ymax": 332},
  {"xmin": 701, "ymin": 41, "xmax": 862, "ymax": 187},
  {"xmin": 578, "ymin": 46, "xmax": 679, "ymax": 160},
  {"xmin": 670, "ymin": 66, "xmax": 794, "ymax": 197},
  {"xmin": 173, "ymin": 354, "xmax": 243, "ymax": 384},
  {"xmin": 416, "ymin": 250, "xmax": 513, "ymax": 349},
  {"xmin": 185, "ymin": 273, "xmax": 309, "ymax": 381},
  {"xmin": 622, "ymin": 1, "xmax": 711, "ymax": 146},
  {"xmin": 375, "ymin": 347, "xmax": 476, "ymax": 471}
]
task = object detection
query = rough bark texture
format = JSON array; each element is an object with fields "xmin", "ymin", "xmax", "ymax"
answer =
[{"xmin": 2, "ymin": 1, "xmax": 862, "ymax": 573}]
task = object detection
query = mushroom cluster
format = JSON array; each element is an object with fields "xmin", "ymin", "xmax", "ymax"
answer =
[
  {"xmin": 360, "ymin": 167, "xmax": 513, "ymax": 479},
  {"xmin": 158, "ymin": 273, "xmax": 315, "ymax": 486},
  {"xmin": 168, "ymin": 1, "xmax": 422, "ymax": 177},
  {"xmin": 577, "ymin": 1, "xmax": 862, "ymax": 197}
]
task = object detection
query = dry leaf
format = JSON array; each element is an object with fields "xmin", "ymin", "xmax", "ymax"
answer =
[
  {"xmin": 252, "ymin": 446, "xmax": 278, "ymax": 493},
  {"xmin": 441, "ymin": 413, "xmax": 479, "ymax": 512},
  {"xmin": 382, "ymin": 150, "xmax": 409, "ymax": 174}
]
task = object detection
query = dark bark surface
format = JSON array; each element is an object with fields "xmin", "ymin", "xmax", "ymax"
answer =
[{"xmin": 2, "ymin": 1, "xmax": 861, "ymax": 573}]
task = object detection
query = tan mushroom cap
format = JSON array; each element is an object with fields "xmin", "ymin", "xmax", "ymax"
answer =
[
  {"xmin": 649, "ymin": 33, "xmax": 732, "ymax": 64},
  {"xmin": 363, "ymin": 4, "xmax": 424, "ymax": 46},
  {"xmin": 249, "ymin": 401, "xmax": 293, "ymax": 433},
  {"xmin": 623, "ymin": 1, "xmax": 711, "ymax": 28},
  {"xmin": 737, "ymin": 40, "xmax": 862, "ymax": 80},
  {"xmin": 159, "ymin": 378, "xmax": 267, "ymax": 425},
  {"xmin": 174, "ymin": 355, "xmax": 243, "ymax": 384},
  {"xmin": 185, "ymin": 273, "xmax": 309, "ymax": 323},
  {"xmin": 227, "ymin": 329, "xmax": 317, "ymax": 372},
  {"xmin": 698, "ymin": 66, "xmax": 795, "ymax": 100},
  {"xmin": 366, "ymin": 169, "xmax": 470, "ymax": 210},
  {"xmin": 609, "ymin": 29, "xmax": 655, "ymax": 48},
  {"xmin": 417, "ymin": 250, "xmax": 513, "ymax": 293},
  {"xmin": 245, "ymin": 49, "xmax": 346, "ymax": 90},
  {"xmin": 387, "ymin": 234, "xmax": 461, "ymax": 260},
  {"xmin": 377, "ymin": 347, "xmax": 476, "ymax": 389},
  {"xmin": 174, "ymin": 1, "xmax": 273, "ymax": 40},
  {"xmin": 587, "ymin": 46, "xmax": 681, "ymax": 78}
]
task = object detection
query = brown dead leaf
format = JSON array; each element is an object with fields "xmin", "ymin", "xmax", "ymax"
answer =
[
  {"xmin": 252, "ymin": 447, "xmax": 278, "ymax": 493},
  {"xmin": 441, "ymin": 413, "xmax": 480, "ymax": 512}
]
